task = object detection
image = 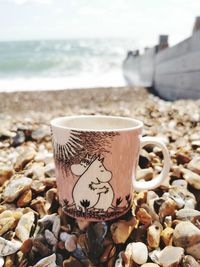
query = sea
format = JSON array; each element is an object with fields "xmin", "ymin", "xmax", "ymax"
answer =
[{"xmin": 0, "ymin": 38, "xmax": 135, "ymax": 92}]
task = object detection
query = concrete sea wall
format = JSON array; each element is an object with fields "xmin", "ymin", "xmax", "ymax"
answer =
[{"xmin": 123, "ymin": 17, "xmax": 200, "ymax": 100}]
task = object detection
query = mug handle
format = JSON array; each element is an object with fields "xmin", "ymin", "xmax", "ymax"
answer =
[{"xmin": 132, "ymin": 136, "xmax": 171, "ymax": 191}]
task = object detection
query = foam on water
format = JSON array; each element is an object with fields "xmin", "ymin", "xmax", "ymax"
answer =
[
  {"xmin": 0, "ymin": 70, "xmax": 126, "ymax": 92},
  {"xmin": 0, "ymin": 39, "xmax": 135, "ymax": 91}
]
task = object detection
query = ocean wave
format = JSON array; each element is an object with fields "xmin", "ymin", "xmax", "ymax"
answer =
[
  {"xmin": 0, "ymin": 38, "xmax": 135, "ymax": 91},
  {"xmin": 0, "ymin": 70, "xmax": 126, "ymax": 92}
]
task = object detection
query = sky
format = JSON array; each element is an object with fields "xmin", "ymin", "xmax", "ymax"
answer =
[{"xmin": 0, "ymin": 0, "xmax": 200, "ymax": 47}]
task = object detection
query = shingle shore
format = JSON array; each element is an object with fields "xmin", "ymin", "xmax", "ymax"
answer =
[{"xmin": 0, "ymin": 87, "xmax": 199, "ymax": 266}]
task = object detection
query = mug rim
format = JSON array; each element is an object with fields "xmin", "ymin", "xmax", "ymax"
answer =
[{"xmin": 50, "ymin": 115, "xmax": 143, "ymax": 132}]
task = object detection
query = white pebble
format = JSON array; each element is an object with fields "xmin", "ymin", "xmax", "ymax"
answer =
[
  {"xmin": 33, "ymin": 253, "xmax": 56, "ymax": 267},
  {"xmin": 0, "ymin": 256, "xmax": 4, "ymax": 267},
  {"xmin": 64, "ymin": 234, "xmax": 77, "ymax": 252},
  {"xmin": 115, "ymin": 258, "xmax": 123, "ymax": 267},
  {"xmin": 0, "ymin": 237, "xmax": 21, "ymax": 256},
  {"xmin": 129, "ymin": 242, "xmax": 148, "ymax": 265},
  {"xmin": 60, "ymin": 232, "xmax": 70, "ymax": 242},
  {"xmin": 115, "ymin": 252, "xmax": 123, "ymax": 267}
]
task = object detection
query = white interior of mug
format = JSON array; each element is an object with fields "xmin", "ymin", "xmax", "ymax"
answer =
[{"xmin": 51, "ymin": 115, "xmax": 143, "ymax": 132}]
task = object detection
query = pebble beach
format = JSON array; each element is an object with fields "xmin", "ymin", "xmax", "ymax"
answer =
[{"xmin": 0, "ymin": 86, "xmax": 200, "ymax": 267}]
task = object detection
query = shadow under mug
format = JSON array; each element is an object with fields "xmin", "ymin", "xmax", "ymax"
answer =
[{"xmin": 50, "ymin": 115, "xmax": 170, "ymax": 221}]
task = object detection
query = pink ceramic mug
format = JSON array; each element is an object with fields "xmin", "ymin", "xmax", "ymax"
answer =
[{"xmin": 51, "ymin": 115, "xmax": 170, "ymax": 221}]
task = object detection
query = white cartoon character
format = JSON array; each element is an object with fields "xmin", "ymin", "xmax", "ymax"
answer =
[
  {"xmin": 71, "ymin": 154, "xmax": 94, "ymax": 176},
  {"xmin": 71, "ymin": 155, "xmax": 114, "ymax": 212}
]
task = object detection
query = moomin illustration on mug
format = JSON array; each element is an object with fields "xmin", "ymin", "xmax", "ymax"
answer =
[{"xmin": 52, "ymin": 127, "xmax": 135, "ymax": 221}]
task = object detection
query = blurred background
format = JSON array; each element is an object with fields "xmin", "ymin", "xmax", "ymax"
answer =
[{"xmin": 0, "ymin": 0, "xmax": 199, "ymax": 92}]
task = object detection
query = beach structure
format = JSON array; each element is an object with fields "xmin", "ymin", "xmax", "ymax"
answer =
[{"xmin": 123, "ymin": 17, "xmax": 200, "ymax": 100}]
